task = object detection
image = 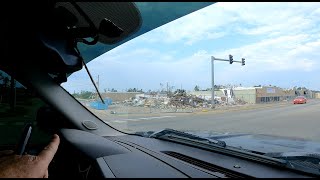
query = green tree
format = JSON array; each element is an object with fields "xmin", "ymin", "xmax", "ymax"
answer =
[
  {"xmin": 194, "ymin": 85, "xmax": 200, "ymax": 91},
  {"xmin": 73, "ymin": 91, "xmax": 93, "ymax": 99}
]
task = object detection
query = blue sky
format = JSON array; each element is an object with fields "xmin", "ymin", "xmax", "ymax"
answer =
[{"xmin": 62, "ymin": 2, "xmax": 320, "ymax": 93}]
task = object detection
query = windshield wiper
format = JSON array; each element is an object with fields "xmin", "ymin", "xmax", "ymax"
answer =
[
  {"xmin": 148, "ymin": 129, "xmax": 287, "ymax": 167},
  {"xmin": 149, "ymin": 128, "xmax": 227, "ymax": 148},
  {"xmin": 265, "ymin": 152, "xmax": 320, "ymax": 176},
  {"xmin": 148, "ymin": 129, "xmax": 319, "ymax": 177}
]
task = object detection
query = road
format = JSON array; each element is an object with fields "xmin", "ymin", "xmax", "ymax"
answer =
[{"xmin": 103, "ymin": 99, "xmax": 320, "ymax": 142}]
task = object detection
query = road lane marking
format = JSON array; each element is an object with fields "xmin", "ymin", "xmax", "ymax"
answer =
[
  {"xmin": 112, "ymin": 120, "xmax": 127, "ymax": 123},
  {"xmin": 110, "ymin": 116, "xmax": 176, "ymax": 123}
]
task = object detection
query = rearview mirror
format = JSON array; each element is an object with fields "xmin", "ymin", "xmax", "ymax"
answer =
[
  {"xmin": 99, "ymin": 18, "xmax": 124, "ymax": 38},
  {"xmin": 54, "ymin": 2, "xmax": 142, "ymax": 44}
]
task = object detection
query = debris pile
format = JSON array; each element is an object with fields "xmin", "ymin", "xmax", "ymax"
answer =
[
  {"xmin": 234, "ymin": 98, "xmax": 247, "ymax": 105},
  {"xmin": 121, "ymin": 90, "xmax": 247, "ymax": 110},
  {"xmin": 168, "ymin": 89, "xmax": 210, "ymax": 108}
]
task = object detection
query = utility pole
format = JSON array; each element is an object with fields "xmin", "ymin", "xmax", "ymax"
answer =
[
  {"xmin": 211, "ymin": 56, "xmax": 215, "ymax": 109},
  {"xmin": 211, "ymin": 55, "xmax": 245, "ymax": 109},
  {"xmin": 96, "ymin": 75, "xmax": 100, "ymax": 99},
  {"xmin": 97, "ymin": 75, "xmax": 99, "ymax": 91}
]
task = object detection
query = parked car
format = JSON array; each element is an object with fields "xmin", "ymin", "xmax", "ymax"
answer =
[{"xmin": 293, "ymin": 96, "xmax": 307, "ymax": 104}]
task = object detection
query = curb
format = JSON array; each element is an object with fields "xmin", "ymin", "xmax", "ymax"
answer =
[{"xmin": 193, "ymin": 102, "xmax": 291, "ymax": 115}]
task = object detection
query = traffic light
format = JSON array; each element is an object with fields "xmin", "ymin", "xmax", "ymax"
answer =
[
  {"xmin": 229, "ymin": 54, "xmax": 233, "ymax": 64},
  {"xmin": 241, "ymin": 58, "xmax": 245, "ymax": 66}
]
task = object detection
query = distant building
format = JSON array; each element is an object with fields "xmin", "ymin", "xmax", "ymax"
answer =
[
  {"xmin": 233, "ymin": 87, "xmax": 257, "ymax": 104},
  {"xmin": 255, "ymin": 86, "xmax": 295, "ymax": 103},
  {"xmin": 189, "ymin": 86, "xmax": 309, "ymax": 104},
  {"xmin": 101, "ymin": 92, "xmax": 141, "ymax": 102}
]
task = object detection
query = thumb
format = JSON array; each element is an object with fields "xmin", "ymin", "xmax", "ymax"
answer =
[{"xmin": 38, "ymin": 134, "xmax": 60, "ymax": 166}]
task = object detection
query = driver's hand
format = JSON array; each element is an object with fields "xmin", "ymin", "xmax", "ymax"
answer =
[{"xmin": 0, "ymin": 134, "xmax": 60, "ymax": 178}]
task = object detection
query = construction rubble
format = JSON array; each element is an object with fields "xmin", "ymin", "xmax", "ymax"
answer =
[{"xmin": 121, "ymin": 89, "xmax": 247, "ymax": 110}]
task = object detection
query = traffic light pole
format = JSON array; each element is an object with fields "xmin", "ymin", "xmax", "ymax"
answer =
[
  {"xmin": 210, "ymin": 55, "xmax": 245, "ymax": 109},
  {"xmin": 211, "ymin": 57, "xmax": 215, "ymax": 109}
]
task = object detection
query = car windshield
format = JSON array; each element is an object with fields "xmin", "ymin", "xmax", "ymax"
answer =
[{"xmin": 62, "ymin": 2, "xmax": 320, "ymax": 144}]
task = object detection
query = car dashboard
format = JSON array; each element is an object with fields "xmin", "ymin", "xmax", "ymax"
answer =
[{"xmin": 49, "ymin": 128, "xmax": 315, "ymax": 178}]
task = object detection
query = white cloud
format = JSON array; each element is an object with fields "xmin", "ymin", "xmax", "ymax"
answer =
[
  {"xmin": 88, "ymin": 32, "xmax": 319, "ymax": 88},
  {"xmin": 222, "ymin": 2, "xmax": 320, "ymax": 39},
  {"xmin": 73, "ymin": 32, "xmax": 320, "ymax": 91},
  {"xmin": 63, "ymin": 2, "xmax": 320, "ymax": 92},
  {"xmin": 213, "ymin": 34, "xmax": 319, "ymax": 72},
  {"xmin": 64, "ymin": 32, "xmax": 320, "ymax": 93},
  {"xmin": 209, "ymin": 34, "xmax": 320, "ymax": 89},
  {"xmin": 137, "ymin": 3, "xmax": 237, "ymax": 45},
  {"xmin": 139, "ymin": 2, "xmax": 320, "ymax": 45}
]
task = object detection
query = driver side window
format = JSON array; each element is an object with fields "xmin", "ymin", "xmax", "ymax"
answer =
[{"xmin": 0, "ymin": 69, "xmax": 50, "ymax": 149}]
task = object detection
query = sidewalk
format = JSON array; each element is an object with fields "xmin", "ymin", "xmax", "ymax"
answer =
[{"xmin": 195, "ymin": 99, "xmax": 319, "ymax": 115}]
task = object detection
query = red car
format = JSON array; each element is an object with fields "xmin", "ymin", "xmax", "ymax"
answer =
[{"xmin": 293, "ymin": 96, "xmax": 307, "ymax": 104}]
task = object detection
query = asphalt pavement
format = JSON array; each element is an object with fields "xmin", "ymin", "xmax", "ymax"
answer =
[{"xmin": 104, "ymin": 99, "xmax": 320, "ymax": 142}]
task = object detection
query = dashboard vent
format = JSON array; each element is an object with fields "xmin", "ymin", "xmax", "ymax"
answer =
[
  {"xmin": 291, "ymin": 160, "xmax": 320, "ymax": 170},
  {"xmin": 162, "ymin": 151, "xmax": 249, "ymax": 178}
]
